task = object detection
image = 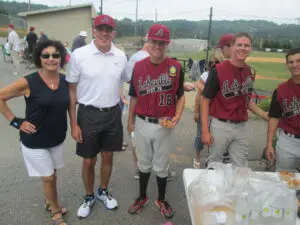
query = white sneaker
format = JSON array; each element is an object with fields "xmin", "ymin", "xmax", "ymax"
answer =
[
  {"xmin": 193, "ymin": 158, "xmax": 201, "ymax": 169},
  {"xmin": 77, "ymin": 195, "xmax": 96, "ymax": 218},
  {"xmin": 13, "ymin": 72, "xmax": 19, "ymax": 76},
  {"xmin": 134, "ymin": 169, "xmax": 140, "ymax": 180},
  {"xmin": 96, "ymin": 190, "xmax": 118, "ymax": 210},
  {"xmin": 167, "ymin": 170, "xmax": 176, "ymax": 181}
]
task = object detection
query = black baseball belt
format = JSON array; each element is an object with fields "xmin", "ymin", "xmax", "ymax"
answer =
[
  {"xmin": 137, "ymin": 115, "xmax": 159, "ymax": 124},
  {"xmin": 79, "ymin": 104, "xmax": 118, "ymax": 112},
  {"xmin": 217, "ymin": 118, "xmax": 244, "ymax": 124},
  {"xmin": 283, "ymin": 130, "xmax": 300, "ymax": 139}
]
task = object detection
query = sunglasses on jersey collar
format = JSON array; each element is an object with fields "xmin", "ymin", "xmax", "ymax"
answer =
[{"xmin": 40, "ymin": 53, "xmax": 61, "ymax": 59}]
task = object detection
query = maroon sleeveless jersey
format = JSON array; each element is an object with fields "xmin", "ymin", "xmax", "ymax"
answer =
[
  {"xmin": 210, "ymin": 61, "xmax": 255, "ymax": 121},
  {"xmin": 132, "ymin": 57, "xmax": 181, "ymax": 118},
  {"xmin": 277, "ymin": 79, "xmax": 300, "ymax": 135}
]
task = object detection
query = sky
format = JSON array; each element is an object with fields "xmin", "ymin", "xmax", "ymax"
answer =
[{"xmin": 16, "ymin": 0, "xmax": 300, "ymax": 24}]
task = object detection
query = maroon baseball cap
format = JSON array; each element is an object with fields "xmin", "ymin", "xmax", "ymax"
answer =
[
  {"xmin": 94, "ymin": 14, "xmax": 116, "ymax": 29},
  {"xmin": 147, "ymin": 24, "xmax": 170, "ymax": 43},
  {"xmin": 216, "ymin": 34, "xmax": 234, "ymax": 49},
  {"xmin": 8, "ymin": 24, "xmax": 14, "ymax": 29}
]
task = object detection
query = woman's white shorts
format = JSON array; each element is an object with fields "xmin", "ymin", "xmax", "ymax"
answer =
[{"xmin": 21, "ymin": 142, "xmax": 64, "ymax": 177}]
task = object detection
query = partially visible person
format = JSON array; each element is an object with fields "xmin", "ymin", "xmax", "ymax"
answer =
[
  {"xmin": 200, "ymin": 50, "xmax": 225, "ymax": 83},
  {"xmin": 71, "ymin": 31, "xmax": 87, "ymax": 52},
  {"xmin": 0, "ymin": 40, "xmax": 69, "ymax": 225},
  {"xmin": 26, "ymin": 26, "xmax": 38, "ymax": 56},
  {"xmin": 124, "ymin": 40, "xmax": 150, "ymax": 179},
  {"xmin": 39, "ymin": 30, "xmax": 48, "ymax": 41},
  {"xmin": 64, "ymin": 42, "xmax": 71, "ymax": 55},
  {"xmin": 64, "ymin": 42, "xmax": 71, "ymax": 64},
  {"xmin": 265, "ymin": 48, "xmax": 300, "ymax": 172},
  {"xmin": 201, "ymin": 32, "xmax": 269, "ymax": 167},
  {"xmin": 216, "ymin": 34, "xmax": 234, "ymax": 59},
  {"xmin": 7, "ymin": 24, "xmax": 21, "ymax": 76},
  {"xmin": 193, "ymin": 49, "xmax": 224, "ymax": 168},
  {"xmin": 115, "ymin": 43, "xmax": 130, "ymax": 151}
]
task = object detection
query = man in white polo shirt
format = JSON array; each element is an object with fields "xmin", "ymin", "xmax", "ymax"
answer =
[{"xmin": 66, "ymin": 14, "xmax": 130, "ymax": 219}]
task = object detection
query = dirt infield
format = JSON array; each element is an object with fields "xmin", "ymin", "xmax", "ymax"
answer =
[
  {"xmin": 256, "ymin": 74, "xmax": 286, "ymax": 81},
  {"xmin": 247, "ymin": 57, "xmax": 285, "ymax": 63}
]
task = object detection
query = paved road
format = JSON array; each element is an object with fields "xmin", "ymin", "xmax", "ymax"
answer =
[{"xmin": 0, "ymin": 57, "xmax": 269, "ymax": 225}]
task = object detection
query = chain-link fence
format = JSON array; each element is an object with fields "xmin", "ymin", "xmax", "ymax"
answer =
[{"xmin": 0, "ymin": 13, "xmax": 27, "ymax": 29}]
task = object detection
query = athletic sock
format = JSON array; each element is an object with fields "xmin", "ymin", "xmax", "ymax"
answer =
[
  {"xmin": 139, "ymin": 171, "xmax": 151, "ymax": 199},
  {"xmin": 156, "ymin": 176, "xmax": 167, "ymax": 201}
]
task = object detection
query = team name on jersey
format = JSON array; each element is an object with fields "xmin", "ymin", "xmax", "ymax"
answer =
[
  {"xmin": 282, "ymin": 97, "xmax": 300, "ymax": 118},
  {"xmin": 222, "ymin": 76, "xmax": 253, "ymax": 99},
  {"xmin": 137, "ymin": 73, "xmax": 173, "ymax": 96}
]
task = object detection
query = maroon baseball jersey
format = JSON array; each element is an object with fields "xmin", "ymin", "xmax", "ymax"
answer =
[
  {"xmin": 208, "ymin": 61, "xmax": 255, "ymax": 121},
  {"xmin": 129, "ymin": 57, "xmax": 182, "ymax": 118},
  {"xmin": 277, "ymin": 79, "xmax": 300, "ymax": 135}
]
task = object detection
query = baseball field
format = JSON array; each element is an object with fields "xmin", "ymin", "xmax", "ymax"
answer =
[{"xmin": 169, "ymin": 50, "xmax": 289, "ymax": 93}]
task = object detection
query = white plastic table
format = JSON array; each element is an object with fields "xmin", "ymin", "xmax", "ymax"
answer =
[{"xmin": 182, "ymin": 168, "xmax": 300, "ymax": 225}]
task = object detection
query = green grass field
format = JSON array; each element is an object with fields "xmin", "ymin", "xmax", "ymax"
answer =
[
  {"xmin": 248, "ymin": 62, "xmax": 289, "ymax": 79},
  {"xmin": 249, "ymin": 51, "xmax": 285, "ymax": 58},
  {"xmin": 254, "ymin": 79, "xmax": 284, "ymax": 92}
]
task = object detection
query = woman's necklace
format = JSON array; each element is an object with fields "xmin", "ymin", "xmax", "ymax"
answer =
[{"xmin": 39, "ymin": 71, "xmax": 59, "ymax": 90}]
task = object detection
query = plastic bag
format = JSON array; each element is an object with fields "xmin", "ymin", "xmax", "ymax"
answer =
[{"xmin": 188, "ymin": 163, "xmax": 236, "ymax": 225}]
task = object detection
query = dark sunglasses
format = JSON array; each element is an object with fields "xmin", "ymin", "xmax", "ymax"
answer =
[
  {"xmin": 95, "ymin": 25, "xmax": 114, "ymax": 32},
  {"xmin": 40, "ymin": 53, "xmax": 61, "ymax": 59},
  {"xmin": 150, "ymin": 39, "xmax": 167, "ymax": 46},
  {"xmin": 208, "ymin": 60, "xmax": 220, "ymax": 68}
]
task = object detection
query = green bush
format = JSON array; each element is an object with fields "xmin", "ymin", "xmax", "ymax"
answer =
[{"xmin": 257, "ymin": 98, "xmax": 271, "ymax": 111}]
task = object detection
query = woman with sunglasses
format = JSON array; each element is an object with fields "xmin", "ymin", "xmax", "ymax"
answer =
[
  {"xmin": 193, "ymin": 50, "xmax": 225, "ymax": 168},
  {"xmin": 0, "ymin": 40, "xmax": 69, "ymax": 225}
]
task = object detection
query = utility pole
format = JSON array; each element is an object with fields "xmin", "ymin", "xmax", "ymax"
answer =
[
  {"xmin": 28, "ymin": 0, "xmax": 31, "ymax": 11},
  {"xmin": 155, "ymin": 8, "xmax": 157, "ymax": 22},
  {"xmin": 100, "ymin": 0, "xmax": 103, "ymax": 15},
  {"xmin": 205, "ymin": 7, "xmax": 213, "ymax": 69},
  {"xmin": 69, "ymin": 0, "xmax": 71, "ymax": 7},
  {"xmin": 296, "ymin": 18, "xmax": 300, "ymax": 46},
  {"xmin": 296, "ymin": 18, "xmax": 300, "ymax": 26},
  {"xmin": 134, "ymin": 0, "xmax": 138, "ymax": 36}
]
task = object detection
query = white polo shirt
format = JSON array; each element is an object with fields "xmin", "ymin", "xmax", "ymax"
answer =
[{"xmin": 66, "ymin": 41, "xmax": 130, "ymax": 108}]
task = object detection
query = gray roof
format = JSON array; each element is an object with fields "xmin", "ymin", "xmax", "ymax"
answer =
[{"xmin": 18, "ymin": 3, "xmax": 95, "ymax": 17}]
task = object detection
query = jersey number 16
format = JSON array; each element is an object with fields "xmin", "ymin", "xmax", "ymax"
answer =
[{"xmin": 159, "ymin": 94, "xmax": 173, "ymax": 106}]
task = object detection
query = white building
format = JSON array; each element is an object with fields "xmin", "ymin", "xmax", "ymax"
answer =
[{"xmin": 168, "ymin": 39, "xmax": 208, "ymax": 53}]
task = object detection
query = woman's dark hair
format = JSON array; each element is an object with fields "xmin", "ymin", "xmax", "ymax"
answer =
[{"xmin": 33, "ymin": 39, "xmax": 66, "ymax": 69}]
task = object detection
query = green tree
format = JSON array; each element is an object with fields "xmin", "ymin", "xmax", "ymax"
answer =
[{"xmin": 262, "ymin": 40, "xmax": 269, "ymax": 48}]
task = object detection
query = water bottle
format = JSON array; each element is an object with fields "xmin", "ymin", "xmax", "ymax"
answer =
[
  {"xmin": 248, "ymin": 190, "xmax": 262, "ymax": 225},
  {"xmin": 235, "ymin": 192, "xmax": 250, "ymax": 225},
  {"xmin": 283, "ymin": 189, "xmax": 297, "ymax": 225}
]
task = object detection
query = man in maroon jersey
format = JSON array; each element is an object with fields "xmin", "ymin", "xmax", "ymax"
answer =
[
  {"xmin": 265, "ymin": 48, "xmax": 300, "ymax": 172},
  {"xmin": 127, "ymin": 24, "xmax": 185, "ymax": 218},
  {"xmin": 201, "ymin": 32, "xmax": 268, "ymax": 167}
]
